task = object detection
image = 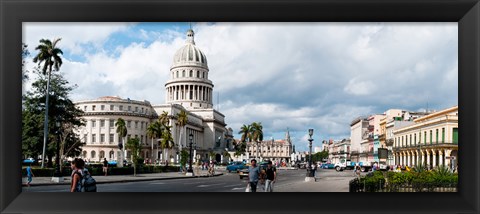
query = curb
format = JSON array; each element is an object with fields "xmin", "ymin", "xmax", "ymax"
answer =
[{"xmin": 22, "ymin": 173, "xmax": 224, "ymax": 187}]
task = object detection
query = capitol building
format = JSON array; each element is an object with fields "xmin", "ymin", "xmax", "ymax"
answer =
[{"xmin": 74, "ymin": 28, "xmax": 234, "ymax": 164}]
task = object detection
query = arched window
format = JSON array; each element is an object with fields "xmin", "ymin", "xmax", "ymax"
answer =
[
  {"xmin": 109, "ymin": 151, "xmax": 115, "ymax": 159},
  {"xmin": 182, "ymin": 70, "xmax": 185, "ymax": 77},
  {"xmin": 91, "ymin": 151, "xmax": 96, "ymax": 159},
  {"xmin": 197, "ymin": 70, "xmax": 200, "ymax": 77},
  {"xmin": 82, "ymin": 151, "xmax": 87, "ymax": 158},
  {"xmin": 176, "ymin": 71, "xmax": 179, "ymax": 78},
  {"xmin": 100, "ymin": 151, "xmax": 105, "ymax": 159},
  {"xmin": 190, "ymin": 70, "xmax": 193, "ymax": 77}
]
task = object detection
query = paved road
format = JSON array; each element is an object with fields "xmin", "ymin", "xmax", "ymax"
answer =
[{"xmin": 23, "ymin": 168, "xmax": 359, "ymax": 192}]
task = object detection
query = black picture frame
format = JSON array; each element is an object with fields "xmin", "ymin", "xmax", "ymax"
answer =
[{"xmin": 1, "ymin": 0, "xmax": 479, "ymax": 214}]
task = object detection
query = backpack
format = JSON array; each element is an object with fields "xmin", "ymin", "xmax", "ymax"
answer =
[{"xmin": 76, "ymin": 169, "xmax": 97, "ymax": 192}]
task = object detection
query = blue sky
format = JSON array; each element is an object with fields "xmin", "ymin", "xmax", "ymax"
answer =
[{"xmin": 23, "ymin": 22, "xmax": 458, "ymax": 152}]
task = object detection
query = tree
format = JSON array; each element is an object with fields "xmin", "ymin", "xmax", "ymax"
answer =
[
  {"xmin": 22, "ymin": 68, "xmax": 84, "ymax": 167},
  {"xmin": 179, "ymin": 149, "xmax": 189, "ymax": 172},
  {"xmin": 222, "ymin": 150, "xmax": 231, "ymax": 163},
  {"xmin": 237, "ymin": 124, "xmax": 252, "ymax": 157},
  {"xmin": 160, "ymin": 124, "xmax": 175, "ymax": 163},
  {"xmin": 250, "ymin": 122, "xmax": 264, "ymax": 159},
  {"xmin": 158, "ymin": 111, "xmax": 169, "ymax": 127},
  {"xmin": 115, "ymin": 118, "xmax": 128, "ymax": 167},
  {"xmin": 209, "ymin": 150, "xmax": 216, "ymax": 161},
  {"xmin": 175, "ymin": 110, "xmax": 188, "ymax": 150},
  {"xmin": 125, "ymin": 137, "xmax": 142, "ymax": 176},
  {"xmin": 22, "ymin": 43, "xmax": 30, "ymax": 82},
  {"xmin": 146, "ymin": 121, "xmax": 162, "ymax": 163},
  {"xmin": 33, "ymin": 38, "xmax": 64, "ymax": 168}
]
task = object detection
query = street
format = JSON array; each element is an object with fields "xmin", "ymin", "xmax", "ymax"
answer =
[{"xmin": 22, "ymin": 168, "xmax": 360, "ymax": 192}]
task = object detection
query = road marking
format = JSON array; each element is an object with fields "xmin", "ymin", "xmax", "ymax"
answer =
[
  {"xmin": 197, "ymin": 183, "xmax": 225, "ymax": 188},
  {"xmin": 224, "ymin": 184, "xmax": 242, "ymax": 187},
  {"xmin": 232, "ymin": 187, "xmax": 246, "ymax": 190},
  {"xmin": 150, "ymin": 182, "xmax": 166, "ymax": 185}
]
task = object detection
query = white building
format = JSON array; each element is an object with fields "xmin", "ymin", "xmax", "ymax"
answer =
[
  {"xmin": 245, "ymin": 129, "xmax": 293, "ymax": 163},
  {"xmin": 75, "ymin": 28, "xmax": 232, "ymax": 164}
]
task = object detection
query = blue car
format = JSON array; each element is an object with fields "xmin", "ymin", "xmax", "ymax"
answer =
[
  {"xmin": 22, "ymin": 158, "xmax": 35, "ymax": 164},
  {"xmin": 226, "ymin": 161, "xmax": 246, "ymax": 172},
  {"xmin": 321, "ymin": 163, "xmax": 335, "ymax": 169}
]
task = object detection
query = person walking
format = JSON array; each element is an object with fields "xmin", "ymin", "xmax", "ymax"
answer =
[
  {"xmin": 265, "ymin": 160, "xmax": 277, "ymax": 192},
  {"xmin": 102, "ymin": 158, "xmax": 109, "ymax": 176},
  {"xmin": 26, "ymin": 164, "xmax": 34, "ymax": 187},
  {"xmin": 70, "ymin": 158, "xmax": 85, "ymax": 192},
  {"xmin": 248, "ymin": 159, "xmax": 262, "ymax": 192}
]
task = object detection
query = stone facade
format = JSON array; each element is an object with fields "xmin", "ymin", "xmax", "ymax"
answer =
[{"xmin": 245, "ymin": 130, "xmax": 293, "ymax": 163}]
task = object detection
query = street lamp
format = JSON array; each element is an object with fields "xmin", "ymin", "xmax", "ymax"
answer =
[
  {"xmin": 306, "ymin": 129, "xmax": 315, "ymax": 179},
  {"xmin": 187, "ymin": 133, "xmax": 194, "ymax": 174}
]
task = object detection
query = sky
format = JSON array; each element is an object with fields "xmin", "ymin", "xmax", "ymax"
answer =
[{"xmin": 22, "ymin": 22, "xmax": 458, "ymax": 152}]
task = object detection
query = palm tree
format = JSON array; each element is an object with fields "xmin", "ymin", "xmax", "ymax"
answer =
[
  {"xmin": 160, "ymin": 124, "xmax": 175, "ymax": 164},
  {"xmin": 146, "ymin": 121, "xmax": 162, "ymax": 163},
  {"xmin": 250, "ymin": 122, "xmax": 264, "ymax": 160},
  {"xmin": 238, "ymin": 124, "xmax": 252, "ymax": 158},
  {"xmin": 115, "ymin": 118, "xmax": 128, "ymax": 167},
  {"xmin": 33, "ymin": 38, "xmax": 63, "ymax": 168},
  {"xmin": 159, "ymin": 111, "xmax": 170, "ymax": 126},
  {"xmin": 176, "ymin": 110, "xmax": 188, "ymax": 150}
]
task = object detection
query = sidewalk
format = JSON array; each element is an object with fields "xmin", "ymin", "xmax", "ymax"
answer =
[{"xmin": 22, "ymin": 169, "xmax": 223, "ymax": 187}]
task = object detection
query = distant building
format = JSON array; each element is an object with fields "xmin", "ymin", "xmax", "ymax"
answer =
[
  {"xmin": 328, "ymin": 139, "xmax": 351, "ymax": 164},
  {"xmin": 245, "ymin": 129, "xmax": 293, "ymax": 163}
]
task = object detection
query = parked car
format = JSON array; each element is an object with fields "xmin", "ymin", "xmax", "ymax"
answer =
[
  {"xmin": 320, "ymin": 163, "xmax": 335, "ymax": 169},
  {"xmin": 226, "ymin": 161, "xmax": 247, "ymax": 172}
]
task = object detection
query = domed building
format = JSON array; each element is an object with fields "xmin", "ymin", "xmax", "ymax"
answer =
[{"xmin": 75, "ymin": 28, "xmax": 233, "ymax": 165}]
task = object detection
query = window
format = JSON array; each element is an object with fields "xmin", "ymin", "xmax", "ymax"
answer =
[
  {"xmin": 128, "ymin": 106, "xmax": 131, "ymax": 111},
  {"xmin": 100, "ymin": 134, "xmax": 105, "ymax": 143},
  {"xmin": 101, "ymin": 105, "xmax": 105, "ymax": 110},
  {"xmin": 135, "ymin": 107, "xmax": 138, "ymax": 112},
  {"xmin": 84, "ymin": 134, "xmax": 87, "ymax": 144},
  {"xmin": 135, "ymin": 121, "xmax": 138, "ymax": 129},
  {"xmin": 84, "ymin": 106, "xmax": 87, "ymax": 111},
  {"xmin": 92, "ymin": 120, "xmax": 96, "ymax": 128},
  {"xmin": 141, "ymin": 107, "xmax": 144, "ymax": 113},
  {"xmin": 190, "ymin": 70, "xmax": 193, "ymax": 77},
  {"xmin": 442, "ymin": 128, "xmax": 445, "ymax": 143},
  {"xmin": 424, "ymin": 131, "xmax": 427, "ymax": 144},
  {"xmin": 176, "ymin": 71, "xmax": 179, "ymax": 78},
  {"xmin": 436, "ymin": 129, "xmax": 439, "ymax": 144},
  {"xmin": 127, "ymin": 121, "xmax": 131, "ymax": 128},
  {"xmin": 452, "ymin": 128, "xmax": 458, "ymax": 144},
  {"xmin": 91, "ymin": 151, "xmax": 96, "ymax": 159},
  {"xmin": 109, "ymin": 119, "xmax": 114, "ymax": 128},
  {"xmin": 141, "ymin": 122, "xmax": 144, "ymax": 129},
  {"xmin": 109, "ymin": 134, "xmax": 114, "ymax": 143},
  {"xmin": 202, "ymin": 72, "xmax": 205, "ymax": 78},
  {"xmin": 119, "ymin": 105, "xmax": 123, "ymax": 111},
  {"xmin": 182, "ymin": 70, "xmax": 185, "ymax": 77},
  {"xmin": 110, "ymin": 105, "xmax": 114, "ymax": 110},
  {"xmin": 141, "ymin": 135, "xmax": 143, "ymax": 143},
  {"xmin": 100, "ymin": 120, "xmax": 105, "ymax": 128},
  {"xmin": 414, "ymin": 134, "xmax": 416, "ymax": 146},
  {"xmin": 190, "ymin": 91, "xmax": 193, "ymax": 99},
  {"xmin": 92, "ymin": 105, "xmax": 96, "ymax": 111},
  {"xmin": 92, "ymin": 134, "xmax": 96, "ymax": 143},
  {"xmin": 197, "ymin": 70, "xmax": 200, "ymax": 77}
]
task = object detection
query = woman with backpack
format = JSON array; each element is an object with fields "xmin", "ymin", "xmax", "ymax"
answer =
[{"xmin": 70, "ymin": 158, "xmax": 85, "ymax": 192}]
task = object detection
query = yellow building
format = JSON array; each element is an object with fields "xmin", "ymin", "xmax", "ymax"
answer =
[{"xmin": 392, "ymin": 106, "xmax": 458, "ymax": 169}]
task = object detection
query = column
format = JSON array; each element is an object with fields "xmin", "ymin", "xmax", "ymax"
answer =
[
  {"xmin": 439, "ymin": 150, "xmax": 443, "ymax": 167},
  {"xmin": 444, "ymin": 149, "xmax": 452, "ymax": 168},
  {"xmin": 411, "ymin": 151, "xmax": 416, "ymax": 166},
  {"xmin": 406, "ymin": 151, "xmax": 410, "ymax": 167},
  {"xmin": 432, "ymin": 149, "xmax": 436, "ymax": 168},
  {"xmin": 421, "ymin": 150, "xmax": 425, "ymax": 166}
]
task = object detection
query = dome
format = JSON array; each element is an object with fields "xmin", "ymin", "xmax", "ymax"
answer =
[{"xmin": 171, "ymin": 29, "xmax": 208, "ymax": 69}]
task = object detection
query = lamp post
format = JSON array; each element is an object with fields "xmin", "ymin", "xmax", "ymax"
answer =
[
  {"xmin": 187, "ymin": 133, "xmax": 194, "ymax": 174},
  {"xmin": 305, "ymin": 129, "xmax": 315, "ymax": 181}
]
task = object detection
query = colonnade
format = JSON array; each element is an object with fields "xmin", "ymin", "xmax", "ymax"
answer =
[
  {"xmin": 394, "ymin": 148, "xmax": 456, "ymax": 169},
  {"xmin": 166, "ymin": 84, "xmax": 212, "ymax": 103}
]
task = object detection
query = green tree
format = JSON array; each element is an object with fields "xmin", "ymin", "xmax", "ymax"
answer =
[
  {"xmin": 115, "ymin": 118, "xmax": 128, "ymax": 167},
  {"xmin": 125, "ymin": 137, "xmax": 142, "ymax": 176},
  {"xmin": 223, "ymin": 150, "xmax": 231, "ymax": 163},
  {"xmin": 33, "ymin": 38, "xmax": 64, "ymax": 168},
  {"xmin": 22, "ymin": 68, "xmax": 84, "ymax": 167},
  {"xmin": 209, "ymin": 150, "xmax": 216, "ymax": 161},
  {"xmin": 160, "ymin": 124, "xmax": 175, "ymax": 163},
  {"xmin": 237, "ymin": 124, "xmax": 252, "ymax": 157},
  {"xmin": 175, "ymin": 110, "xmax": 188, "ymax": 150},
  {"xmin": 179, "ymin": 149, "xmax": 189, "ymax": 171},
  {"xmin": 146, "ymin": 121, "xmax": 162, "ymax": 162},
  {"xmin": 250, "ymin": 122, "xmax": 263, "ymax": 159}
]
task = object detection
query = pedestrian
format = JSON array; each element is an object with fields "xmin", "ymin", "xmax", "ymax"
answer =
[
  {"xmin": 355, "ymin": 165, "xmax": 361, "ymax": 178},
  {"xmin": 70, "ymin": 158, "xmax": 85, "ymax": 192},
  {"xmin": 265, "ymin": 160, "xmax": 277, "ymax": 192},
  {"xmin": 26, "ymin": 164, "xmax": 34, "ymax": 187},
  {"xmin": 102, "ymin": 158, "xmax": 108, "ymax": 176},
  {"xmin": 247, "ymin": 159, "xmax": 262, "ymax": 192},
  {"xmin": 313, "ymin": 163, "xmax": 318, "ymax": 177}
]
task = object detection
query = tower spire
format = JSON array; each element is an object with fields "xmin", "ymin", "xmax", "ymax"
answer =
[{"xmin": 186, "ymin": 23, "xmax": 195, "ymax": 45}]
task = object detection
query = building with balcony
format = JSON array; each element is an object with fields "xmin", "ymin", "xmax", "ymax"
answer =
[
  {"xmin": 328, "ymin": 139, "xmax": 351, "ymax": 164},
  {"xmin": 392, "ymin": 105, "xmax": 458, "ymax": 169},
  {"xmin": 245, "ymin": 129, "xmax": 293, "ymax": 163}
]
